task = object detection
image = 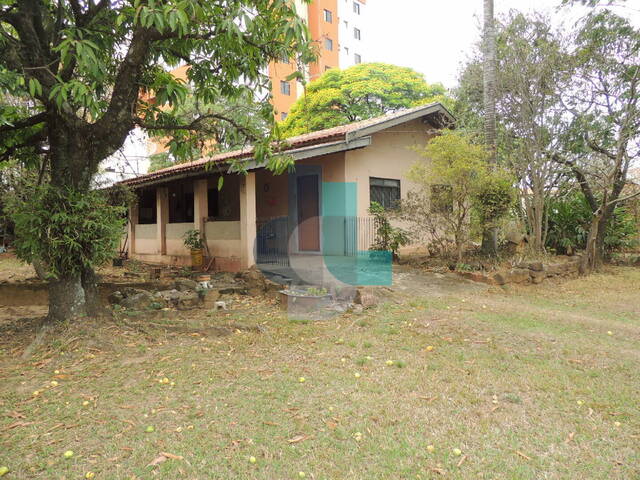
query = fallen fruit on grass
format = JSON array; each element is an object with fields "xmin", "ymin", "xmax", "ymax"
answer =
[
  {"xmin": 452, "ymin": 448, "xmax": 462, "ymax": 456},
  {"xmin": 335, "ymin": 338, "xmax": 344, "ymax": 345},
  {"xmin": 63, "ymin": 450, "xmax": 74, "ymax": 459},
  {"xmin": 33, "ymin": 390, "xmax": 40, "ymax": 396},
  {"xmin": 614, "ymin": 421, "xmax": 621, "ymax": 427},
  {"xmin": 249, "ymin": 456, "xmax": 257, "ymax": 464},
  {"xmin": 298, "ymin": 472, "xmax": 306, "ymax": 478},
  {"xmin": 160, "ymin": 377, "xmax": 170, "ymax": 384},
  {"xmin": 298, "ymin": 377, "xmax": 306, "ymax": 383},
  {"xmin": 50, "ymin": 380, "xmax": 59, "ymax": 387},
  {"xmin": 607, "ymin": 331, "xmax": 613, "ymax": 336},
  {"xmin": 386, "ymin": 360, "xmax": 394, "ymax": 366},
  {"xmin": 0, "ymin": 466, "xmax": 9, "ymax": 476},
  {"xmin": 145, "ymin": 425, "xmax": 155, "ymax": 433},
  {"xmin": 354, "ymin": 372, "xmax": 361, "ymax": 378},
  {"xmin": 54, "ymin": 370, "xmax": 60, "ymax": 374},
  {"xmin": 425, "ymin": 346, "xmax": 434, "ymax": 352},
  {"xmin": 577, "ymin": 400, "xmax": 583, "ymax": 406},
  {"xmin": 82, "ymin": 400, "xmax": 90, "ymax": 406},
  {"xmin": 85, "ymin": 472, "xmax": 95, "ymax": 479},
  {"xmin": 426, "ymin": 445, "xmax": 435, "ymax": 453}
]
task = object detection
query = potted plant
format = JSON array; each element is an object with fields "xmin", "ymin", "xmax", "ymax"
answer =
[{"xmin": 183, "ymin": 229, "xmax": 204, "ymax": 268}]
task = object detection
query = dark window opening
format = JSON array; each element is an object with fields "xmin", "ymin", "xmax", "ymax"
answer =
[
  {"xmin": 168, "ymin": 182, "xmax": 194, "ymax": 223},
  {"xmin": 324, "ymin": 9, "xmax": 332, "ymax": 23},
  {"xmin": 207, "ymin": 188, "xmax": 220, "ymax": 219},
  {"xmin": 430, "ymin": 184, "xmax": 454, "ymax": 213},
  {"xmin": 137, "ymin": 189, "xmax": 157, "ymax": 224},
  {"xmin": 354, "ymin": 27, "xmax": 361, "ymax": 40},
  {"xmin": 353, "ymin": 1, "xmax": 360, "ymax": 14},
  {"xmin": 280, "ymin": 80, "xmax": 291, "ymax": 95},
  {"xmin": 354, "ymin": 53, "xmax": 362, "ymax": 64},
  {"xmin": 280, "ymin": 112, "xmax": 288, "ymax": 121},
  {"xmin": 324, "ymin": 37, "xmax": 333, "ymax": 51},
  {"xmin": 370, "ymin": 177, "xmax": 400, "ymax": 210}
]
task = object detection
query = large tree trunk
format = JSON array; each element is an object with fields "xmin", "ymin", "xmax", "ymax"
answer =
[
  {"xmin": 81, "ymin": 267, "xmax": 105, "ymax": 318},
  {"xmin": 481, "ymin": 0, "xmax": 499, "ymax": 256},
  {"xmin": 48, "ymin": 274, "xmax": 86, "ymax": 322}
]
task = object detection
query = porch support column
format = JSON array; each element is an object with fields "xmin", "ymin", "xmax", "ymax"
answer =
[
  {"xmin": 156, "ymin": 186, "xmax": 169, "ymax": 255},
  {"xmin": 239, "ymin": 172, "xmax": 257, "ymax": 270},
  {"xmin": 128, "ymin": 203, "xmax": 138, "ymax": 256},
  {"xmin": 193, "ymin": 178, "xmax": 208, "ymax": 235}
]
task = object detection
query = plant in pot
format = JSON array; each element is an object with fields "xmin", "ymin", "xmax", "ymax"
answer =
[{"xmin": 183, "ymin": 229, "xmax": 204, "ymax": 268}]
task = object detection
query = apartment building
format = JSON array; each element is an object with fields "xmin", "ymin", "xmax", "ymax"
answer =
[{"xmin": 270, "ymin": 0, "xmax": 369, "ymax": 121}]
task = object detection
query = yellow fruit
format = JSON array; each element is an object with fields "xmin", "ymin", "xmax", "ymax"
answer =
[
  {"xmin": 50, "ymin": 380, "xmax": 59, "ymax": 387},
  {"xmin": 33, "ymin": 390, "xmax": 40, "ymax": 396},
  {"xmin": 614, "ymin": 421, "xmax": 621, "ymax": 427},
  {"xmin": 354, "ymin": 372, "xmax": 361, "ymax": 378},
  {"xmin": 54, "ymin": 370, "xmax": 60, "ymax": 374},
  {"xmin": 426, "ymin": 445, "xmax": 435, "ymax": 453},
  {"xmin": 161, "ymin": 377, "xmax": 170, "ymax": 384},
  {"xmin": 0, "ymin": 466, "xmax": 9, "ymax": 476},
  {"xmin": 298, "ymin": 472, "xmax": 306, "ymax": 478},
  {"xmin": 145, "ymin": 425, "xmax": 155, "ymax": 433},
  {"xmin": 82, "ymin": 400, "xmax": 90, "ymax": 406},
  {"xmin": 386, "ymin": 360, "xmax": 394, "ymax": 366},
  {"xmin": 425, "ymin": 346, "xmax": 434, "ymax": 352},
  {"xmin": 607, "ymin": 331, "xmax": 613, "ymax": 336},
  {"xmin": 577, "ymin": 400, "xmax": 583, "ymax": 406},
  {"xmin": 453, "ymin": 448, "xmax": 462, "ymax": 456},
  {"xmin": 298, "ymin": 377, "xmax": 306, "ymax": 383},
  {"xmin": 85, "ymin": 472, "xmax": 95, "ymax": 479},
  {"xmin": 63, "ymin": 450, "xmax": 74, "ymax": 459},
  {"xmin": 335, "ymin": 338, "xmax": 344, "ymax": 345},
  {"xmin": 249, "ymin": 456, "xmax": 257, "ymax": 464}
]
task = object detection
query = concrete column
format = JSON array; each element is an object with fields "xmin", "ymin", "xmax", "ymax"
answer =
[
  {"xmin": 156, "ymin": 186, "xmax": 169, "ymax": 255},
  {"xmin": 128, "ymin": 203, "xmax": 138, "ymax": 256},
  {"xmin": 239, "ymin": 172, "xmax": 257, "ymax": 270},
  {"xmin": 193, "ymin": 178, "xmax": 208, "ymax": 235}
]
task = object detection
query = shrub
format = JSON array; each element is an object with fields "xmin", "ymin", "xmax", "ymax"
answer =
[
  {"xmin": 369, "ymin": 202, "xmax": 409, "ymax": 261},
  {"xmin": 9, "ymin": 185, "xmax": 126, "ymax": 278},
  {"xmin": 546, "ymin": 192, "xmax": 638, "ymax": 255}
]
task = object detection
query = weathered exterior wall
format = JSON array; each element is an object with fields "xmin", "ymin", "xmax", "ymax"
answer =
[
  {"xmin": 256, "ymin": 169, "xmax": 289, "ymax": 221},
  {"xmin": 205, "ymin": 221, "xmax": 241, "ymax": 260},
  {"xmin": 134, "ymin": 224, "xmax": 157, "ymax": 254},
  {"xmin": 344, "ymin": 118, "xmax": 433, "ymax": 218},
  {"xmin": 166, "ymin": 222, "xmax": 195, "ymax": 256}
]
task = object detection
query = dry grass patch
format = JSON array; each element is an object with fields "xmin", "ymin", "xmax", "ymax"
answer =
[{"xmin": 1, "ymin": 268, "xmax": 639, "ymax": 479}]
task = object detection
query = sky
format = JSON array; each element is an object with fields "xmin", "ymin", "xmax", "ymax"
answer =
[{"xmin": 366, "ymin": 0, "xmax": 640, "ymax": 88}]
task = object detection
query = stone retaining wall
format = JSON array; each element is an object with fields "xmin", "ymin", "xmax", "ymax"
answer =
[{"xmin": 459, "ymin": 256, "xmax": 583, "ymax": 286}]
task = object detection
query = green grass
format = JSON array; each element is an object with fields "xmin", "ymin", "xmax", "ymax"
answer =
[{"xmin": 1, "ymin": 268, "xmax": 639, "ymax": 479}]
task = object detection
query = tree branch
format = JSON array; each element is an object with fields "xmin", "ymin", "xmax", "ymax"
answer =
[{"xmin": 0, "ymin": 112, "xmax": 47, "ymax": 133}]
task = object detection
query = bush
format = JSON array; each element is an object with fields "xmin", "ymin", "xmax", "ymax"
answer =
[
  {"xmin": 369, "ymin": 202, "xmax": 409, "ymax": 260},
  {"xmin": 8, "ymin": 185, "xmax": 126, "ymax": 278},
  {"xmin": 546, "ymin": 192, "xmax": 638, "ymax": 255}
]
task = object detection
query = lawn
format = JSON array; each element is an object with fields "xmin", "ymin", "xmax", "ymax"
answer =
[{"xmin": 1, "ymin": 267, "xmax": 639, "ymax": 479}]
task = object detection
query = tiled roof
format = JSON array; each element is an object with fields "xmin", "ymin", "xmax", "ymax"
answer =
[{"xmin": 119, "ymin": 102, "xmax": 451, "ymax": 187}]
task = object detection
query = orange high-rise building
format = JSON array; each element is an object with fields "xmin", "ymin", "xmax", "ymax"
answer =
[{"xmin": 270, "ymin": 0, "xmax": 369, "ymax": 121}]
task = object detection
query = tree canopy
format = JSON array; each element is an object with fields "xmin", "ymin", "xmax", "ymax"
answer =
[
  {"xmin": 279, "ymin": 63, "xmax": 449, "ymax": 137},
  {"xmin": 0, "ymin": 0, "xmax": 312, "ymax": 321}
]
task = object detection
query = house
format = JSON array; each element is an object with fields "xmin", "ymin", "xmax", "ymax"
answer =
[{"xmin": 118, "ymin": 102, "xmax": 454, "ymax": 274}]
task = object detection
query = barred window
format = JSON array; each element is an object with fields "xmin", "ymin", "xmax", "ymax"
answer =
[{"xmin": 370, "ymin": 177, "xmax": 400, "ymax": 210}]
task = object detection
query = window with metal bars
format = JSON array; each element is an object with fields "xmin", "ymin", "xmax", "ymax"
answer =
[{"xmin": 370, "ymin": 177, "xmax": 400, "ymax": 210}]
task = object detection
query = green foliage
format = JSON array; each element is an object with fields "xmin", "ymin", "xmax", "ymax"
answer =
[
  {"xmin": 402, "ymin": 130, "xmax": 514, "ymax": 260},
  {"xmin": 474, "ymin": 171, "xmax": 516, "ymax": 228},
  {"xmin": 183, "ymin": 229, "xmax": 204, "ymax": 250},
  {"xmin": 546, "ymin": 193, "xmax": 638, "ymax": 255},
  {"xmin": 280, "ymin": 63, "xmax": 449, "ymax": 137},
  {"xmin": 8, "ymin": 186, "xmax": 125, "ymax": 278},
  {"xmin": 368, "ymin": 202, "xmax": 409, "ymax": 260}
]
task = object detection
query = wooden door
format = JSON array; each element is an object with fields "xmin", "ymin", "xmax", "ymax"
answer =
[{"xmin": 297, "ymin": 175, "xmax": 320, "ymax": 252}]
